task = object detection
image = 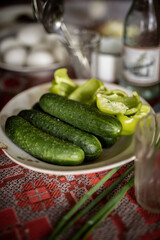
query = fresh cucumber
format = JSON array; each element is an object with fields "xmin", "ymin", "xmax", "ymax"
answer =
[
  {"xmin": 39, "ymin": 93, "xmax": 122, "ymax": 139},
  {"xmin": 96, "ymin": 136, "xmax": 117, "ymax": 148},
  {"xmin": 18, "ymin": 109, "xmax": 102, "ymax": 160},
  {"xmin": 5, "ymin": 116, "xmax": 84, "ymax": 166}
]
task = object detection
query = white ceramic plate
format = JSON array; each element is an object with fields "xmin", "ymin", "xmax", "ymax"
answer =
[{"xmin": 0, "ymin": 81, "xmax": 151, "ymax": 175}]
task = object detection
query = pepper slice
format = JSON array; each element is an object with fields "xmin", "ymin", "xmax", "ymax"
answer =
[
  {"xmin": 117, "ymin": 105, "xmax": 151, "ymax": 135},
  {"xmin": 50, "ymin": 68, "xmax": 78, "ymax": 97},
  {"xmin": 68, "ymin": 78, "xmax": 106, "ymax": 104},
  {"xmin": 96, "ymin": 90, "xmax": 140, "ymax": 115}
]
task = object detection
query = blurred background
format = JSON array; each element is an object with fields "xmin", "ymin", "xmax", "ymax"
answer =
[
  {"xmin": 0, "ymin": 0, "xmax": 132, "ymax": 108},
  {"xmin": 0, "ymin": 0, "xmax": 132, "ymax": 32}
]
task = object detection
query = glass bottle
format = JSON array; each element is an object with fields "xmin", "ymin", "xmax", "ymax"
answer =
[{"xmin": 119, "ymin": 0, "xmax": 160, "ymax": 100}]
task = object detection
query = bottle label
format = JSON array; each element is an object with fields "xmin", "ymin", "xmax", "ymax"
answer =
[{"xmin": 123, "ymin": 46, "xmax": 160, "ymax": 86}]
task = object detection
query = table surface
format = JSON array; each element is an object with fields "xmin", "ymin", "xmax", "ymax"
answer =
[
  {"xmin": 1, "ymin": 151, "xmax": 160, "ymax": 240},
  {"xmin": 0, "ymin": 73, "xmax": 160, "ymax": 240}
]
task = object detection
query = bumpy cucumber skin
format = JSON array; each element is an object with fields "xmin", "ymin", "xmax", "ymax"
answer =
[
  {"xmin": 39, "ymin": 93, "xmax": 122, "ymax": 139},
  {"xmin": 5, "ymin": 116, "xmax": 84, "ymax": 166},
  {"xmin": 19, "ymin": 109, "xmax": 102, "ymax": 160}
]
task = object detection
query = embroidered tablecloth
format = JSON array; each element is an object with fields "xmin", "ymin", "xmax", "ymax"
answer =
[{"xmin": 0, "ymin": 71, "xmax": 160, "ymax": 240}]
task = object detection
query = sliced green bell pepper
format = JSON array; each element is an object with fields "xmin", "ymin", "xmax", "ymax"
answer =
[
  {"xmin": 68, "ymin": 78, "xmax": 106, "ymax": 105},
  {"xmin": 117, "ymin": 105, "xmax": 151, "ymax": 135},
  {"xmin": 50, "ymin": 68, "xmax": 78, "ymax": 97},
  {"xmin": 96, "ymin": 90, "xmax": 141, "ymax": 115}
]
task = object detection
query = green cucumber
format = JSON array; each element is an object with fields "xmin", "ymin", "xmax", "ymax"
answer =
[
  {"xmin": 96, "ymin": 136, "xmax": 118, "ymax": 148},
  {"xmin": 5, "ymin": 116, "xmax": 84, "ymax": 166},
  {"xmin": 19, "ymin": 109, "xmax": 102, "ymax": 160},
  {"xmin": 39, "ymin": 93, "xmax": 122, "ymax": 139}
]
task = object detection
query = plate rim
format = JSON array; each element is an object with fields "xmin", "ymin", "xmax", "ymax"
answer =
[{"xmin": 0, "ymin": 81, "xmax": 151, "ymax": 175}]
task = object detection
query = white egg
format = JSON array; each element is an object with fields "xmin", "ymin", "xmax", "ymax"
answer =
[
  {"xmin": 3, "ymin": 46, "xmax": 27, "ymax": 65},
  {"xmin": 26, "ymin": 50, "xmax": 54, "ymax": 66},
  {"xmin": 32, "ymin": 42, "xmax": 51, "ymax": 52},
  {"xmin": 17, "ymin": 24, "xmax": 45, "ymax": 47},
  {"xmin": 0, "ymin": 37, "xmax": 19, "ymax": 54}
]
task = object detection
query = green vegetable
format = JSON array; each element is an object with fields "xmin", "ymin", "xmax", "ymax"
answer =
[
  {"xmin": 5, "ymin": 116, "xmax": 84, "ymax": 166},
  {"xmin": 79, "ymin": 174, "xmax": 134, "ymax": 240},
  {"xmin": 96, "ymin": 136, "xmax": 117, "ymax": 148},
  {"xmin": 48, "ymin": 166, "xmax": 121, "ymax": 240},
  {"xmin": 49, "ymin": 165, "xmax": 134, "ymax": 240},
  {"xmin": 95, "ymin": 88, "xmax": 150, "ymax": 136},
  {"xmin": 68, "ymin": 78, "xmax": 106, "ymax": 104},
  {"xmin": 39, "ymin": 93, "xmax": 122, "ymax": 139},
  {"xmin": 50, "ymin": 68, "xmax": 78, "ymax": 97},
  {"xmin": 96, "ymin": 90, "xmax": 141, "ymax": 115},
  {"xmin": 117, "ymin": 105, "xmax": 151, "ymax": 135},
  {"xmin": 19, "ymin": 109, "xmax": 102, "ymax": 160}
]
